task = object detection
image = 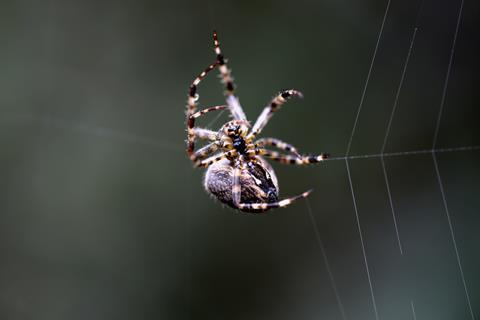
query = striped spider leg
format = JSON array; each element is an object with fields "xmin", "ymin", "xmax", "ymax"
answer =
[
  {"xmin": 231, "ymin": 159, "xmax": 313, "ymax": 212},
  {"xmin": 186, "ymin": 31, "xmax": 247, "ymax": 159},
  {"xmin": 193, "ymin": 118, "xmax": 249, "ymax": 168},
  {"xmin": 188, "ymin": 105, "xmax": 228, "ymax": 163},
  {"xmin": 246, "ymin": 89, "xmax": 303, "ymax": 141},
  {"xmin": 225, "ymin": 145, "xmax": 326, "ymax": 212},
  {"xmin": 186, "ymin": 61, "xmax": 219, "ymax": 157},
  {"xmin": 254, "ymin": 137, "xmax": 302, "ymax": 157},
  {"xmin": 197, "ymin": 150, "xmax": 238, "ymax": 168},
  {"xmin": 258, "ymin": 149, "xmax": 329, "ymax": 165},
  {"xmin": 244, "ymin": 90, "xmax": 329, "ymax": 165},
  {"xmin": 213, "ymin": 30, "xmax": 247, "ymax": 121}
]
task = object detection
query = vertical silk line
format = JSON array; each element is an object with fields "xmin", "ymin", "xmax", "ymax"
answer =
[
  {"xmin": 345, "ymin": 160, "xmax": 379, "ymax": 320},
  {"xmin": 345, "ymin": 0, "xmax": 391, "ymax": 157},
  {"xmin": 380, "ymin": 27, "xmax": 418, "ymax": 255},
  {"xmin": 411, "ymin": 301, "xmax": 417, "ymax": 320},
  {"xmin": 380, "ymin": 27, "xmax": 418, "ymax": 154},
  {"xmin": 430, "ymin": 1, "xmax": 475, "ymax": 319},
  {"xmin": 203, "ymin": 0, "xmax": 226, "ymax": 130},
  {"xmin": 344, "ymin": 1, "xmax": 391, "ymax": 320},
  {"xmin": 305, "ymin": 199, "xmax": 347, "ymax": 320}
]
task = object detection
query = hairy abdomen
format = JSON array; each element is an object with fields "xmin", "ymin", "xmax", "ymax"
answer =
[{"xmin": 204, "ymin": 158, "xmax": 279, "ymax": 212}]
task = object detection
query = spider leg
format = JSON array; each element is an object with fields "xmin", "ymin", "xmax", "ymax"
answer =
[
  {"xmin": 186, "ymin": 62, "xmax": 219, "ymax": 117},
  {"xmin": 188, "ymin": 128, "xmax": 223, "ymax": 163},
  {"xmin": 192, "ymin": 128, "xmax": 218, "ymax": 142},
  {"xmin": 197, "ymin": 150, "xmax": 238, "ymax": 168},
  {"xmin": 213, "ymin": 31, "xmax": 235, "ymax": 96},
  {"xmin": 190, "ymin": 142, "xmax": 220, "ymax": 163},
  {"xmin": 247, "ymin": 89, "xmax": 303, "ymax": 140},
  {"xmin": 186, "ymin": 61, "xmax": 219, "ymax": 155},
  {"xmin": 190, "ymin": 105, "xmax": 228, "ymax": 120},
  {"xmin": 234, "ymin": 188, "xmax": 313, "ymax": 212},
  {"xmin": 232, "ymin": 165, "xmax": 242, "ymax": 205},
  {"xmin": 259, "ymin": 149, "xmax": 329, "ymax": 165},
  {"xmin": 254, "ymin": 138, "xmax": 301, "ymax": 157},
  {"xmin": 230, "ymin": 158, "xmax": 312, "ymax": 212},
  {"xmin": 213, "ymin": 31, "xmax": 247, "ymax": 121},
  {"xmin": 187, "ymin": 105, "xmax": 227, "ymax": 155},
  {"xmin": 186, "ymin": 106, "xmax": 232, "ymax": 161}
]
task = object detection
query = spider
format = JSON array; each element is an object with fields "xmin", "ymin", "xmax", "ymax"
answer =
[{"xmin": 185, "ymin": 31, "xmax": 328, "ymax": 213}]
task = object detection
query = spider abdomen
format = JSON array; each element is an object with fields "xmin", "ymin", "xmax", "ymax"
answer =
[{"xmin": 204, "ymin": 158, "xmax": 279, "ymax": 212}]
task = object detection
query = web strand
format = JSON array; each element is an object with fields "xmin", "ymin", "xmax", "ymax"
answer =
[
  {"xmin": 4, "ymin": 112, "xmax": 479, "ymax": 161},
  {"xmin": 342, "ymin": 1, "xmax": 391, "ymax": 319},
  {"xmin": 206, "ymin": 109, "xmax": 226, "ymax": 129},
  {"xmin": 380, "ymin": 26, "xmax": 418, "ymax": 255},
  {"xmin": 430, "ymin": 1, "xmax": 475, "ymax": 319},
  {"xmin": 345, "ymin": 160, "xmax": 379, "ymax": 320},
  {"xmin": 431, "ymin": 1, "xmax": 462, "ymax": 150},
  {"xmin": 432, "ymin": 155, "xmax": 474, "ymax": 318},
  {"xmin": 1, "ymin": 112, "xmax": 183, "ymax": 152},
  {"xmin": 411, "ymin": 300, "xmax": 417, "ymax": 320},
  {"xmin": 381, "ymin": 157, "xmax": 403, "ymax": 253},
  {"xmin": 326, "ymin": 145, "xmax": 480, "ymax": 161},
  {"xmin": 345, "ymin": 0, "xmax": 391, "ymax": 157},
  {"xmin": 381, "ymin": 27, "xmax": 418, "ymax": 154},
  {"xmin": 305, "ymin": 199, "xmax": 347, "ymax": 320}
]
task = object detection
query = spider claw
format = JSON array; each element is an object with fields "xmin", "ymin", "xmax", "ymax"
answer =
[
  {"xmin": 275, "ymin": 189, "xmax": 313, "ymax": 208},
  {"xmin": 280, "ymin": 89, "xmax": 303, "ymax": 99},
  {"xmin": 303, "ymin": 189, "xmax": 314, "ymax": 198}
]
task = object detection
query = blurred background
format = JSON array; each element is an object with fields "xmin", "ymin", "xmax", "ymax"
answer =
[{"xmin": 0, "ymin": 0, "xmax": 479, "ymax": 319}]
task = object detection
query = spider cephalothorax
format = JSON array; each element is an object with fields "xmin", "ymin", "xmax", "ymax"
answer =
[{"xmin": 185, "ymin": 31, "xmax": 328, "ymax": 213}]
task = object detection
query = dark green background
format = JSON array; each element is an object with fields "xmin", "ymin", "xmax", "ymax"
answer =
[{"xmin": 1, "ymin": 0, "xmax": 479, "ymax": 319}]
